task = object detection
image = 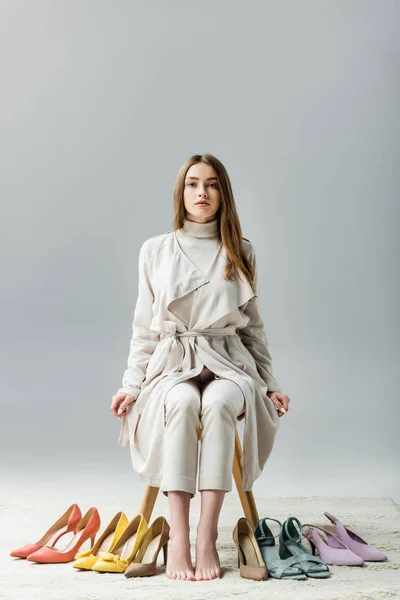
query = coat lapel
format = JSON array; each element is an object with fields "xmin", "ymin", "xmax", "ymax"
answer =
[
  {"xmin": 164, "ymin": 231, "xmax": 256, "ymax": 329},
  {"xmin": 164, "ymin": 232, "xmax": 209, "ymax": 323},
  {"xmin": 189, "ymin": 244, "xmax": 256, "ymax": 329}
]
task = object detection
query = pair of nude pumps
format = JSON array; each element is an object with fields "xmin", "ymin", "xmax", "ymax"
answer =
[{"xmin": 10, "ymin": 502, "xmax": 170, "ymax": 577}]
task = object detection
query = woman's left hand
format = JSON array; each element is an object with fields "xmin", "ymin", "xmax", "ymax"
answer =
[{"xmin": 267, "ymin": 391, "xmax": 290, "ymax": 417}]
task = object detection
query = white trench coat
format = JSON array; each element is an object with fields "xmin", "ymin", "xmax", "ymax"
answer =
[{"xmin": 117, "ymin": 229, "xmax": 281, "ymax": 491}]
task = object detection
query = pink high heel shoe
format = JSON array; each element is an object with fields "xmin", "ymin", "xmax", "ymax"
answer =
[
  {"xmin": 322, "ymin": 511, "xmax": 388, "ymax": 562},
  {"xmin": 302, "ymin": 524, "xmax": 364, "ymax": 566},
  {"xmin": 10, "ymin": 503, "xmax": 82, "ymax": 559},
  {"xmin": 27, "ymin": 507, "xmax": 101, "ymax": 563}
]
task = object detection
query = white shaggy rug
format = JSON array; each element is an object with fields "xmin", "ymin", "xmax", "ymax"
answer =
[{"xmin": 1, "ymin": 475, "xmax": 399, "ymax": 600}]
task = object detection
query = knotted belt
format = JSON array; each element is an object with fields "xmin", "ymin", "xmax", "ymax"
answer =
[
  {"xmin": 147, "ymin": 319, "xmax": 238, "ymax": 377},
  {"xmin": 162, "ymin": 325, "xmax": 238, "ymax": 339}
]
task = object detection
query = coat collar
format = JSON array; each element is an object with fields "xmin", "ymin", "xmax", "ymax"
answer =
[{"xmin": 162, "ymin": 231, "xmax": 256, "ymax": 328}]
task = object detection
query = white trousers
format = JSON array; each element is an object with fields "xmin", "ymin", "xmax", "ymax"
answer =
[{"xmin": 160, "ymin": 365, "xmax": 245, "ymax": 499}]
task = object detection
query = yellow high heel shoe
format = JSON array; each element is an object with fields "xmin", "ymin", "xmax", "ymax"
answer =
[
  {"xmin": 72, "ymin": 511, "xmax": 129, "ymax": 570},
  {"xmin": 92, "ymin": 514, "xmax": 148, "ymax": 573}
]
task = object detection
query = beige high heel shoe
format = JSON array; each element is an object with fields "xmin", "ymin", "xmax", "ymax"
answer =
[
  {"xmin": 124, "ymin": 516, "xmax": 170, "ymax": 578},
  {"xmin": 232, "ymin": 517, "xmax": 268, "ymax": 581}
]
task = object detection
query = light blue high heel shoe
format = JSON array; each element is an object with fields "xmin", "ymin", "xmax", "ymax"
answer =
[
  {"xmin": 254, "ymin": 518, "xmax": 307, "ymax": 580},
  {"xmin": 278, "ymin": 516, "xmax": 330, "ymax": 578}
]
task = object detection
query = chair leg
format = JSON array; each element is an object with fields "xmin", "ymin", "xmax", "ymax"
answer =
[
  {"xmin": 232, "ymin": 428, "xmax": 259, "ymax": 530},
  {"xmin": 138, "ymin": 485, "xmax": 159, "ymax": 524}
]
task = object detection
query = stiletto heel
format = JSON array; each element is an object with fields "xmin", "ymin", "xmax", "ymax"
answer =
[
  {"xmin": 124, "ymin": 516, "xmax": 170, "ymax": 578},
  {"xmin": 27, "ymin": 507, "xmax": 101, "ymax": 564},
  {"xmin": 10, "ymin": 503, "xmax": 82, "ymax": 559},
  {"xmin": 162, "ymin": 541, "xmax": 168, "ymax": 566}
]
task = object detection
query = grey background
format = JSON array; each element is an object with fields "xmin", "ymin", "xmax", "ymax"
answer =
[{"xmin": 1, "ymin": 0, "xmax": 399, "ymax": 504}]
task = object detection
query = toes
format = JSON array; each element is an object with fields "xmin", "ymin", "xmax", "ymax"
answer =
[
  {"xmin": 194, "ymin": 565, "xmax": 221, "ymax": 580},
  {"xmin": 167, "ymin": 566, "xmax": 195, "ymax": 580},
  {"xmin": 184, "ymin": 570, "xmax": 194, "ymax": 581}
]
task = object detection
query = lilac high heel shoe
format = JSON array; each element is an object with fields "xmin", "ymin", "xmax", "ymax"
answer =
[
  {"xmin": 322, "ymin": 512, "xmax": 388, "ymax": 562},
  {"xmin": 302, "ymin": 524, "xmax": 364, "ymax": 566}
]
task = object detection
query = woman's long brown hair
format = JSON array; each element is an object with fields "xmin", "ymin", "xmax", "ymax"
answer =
[{"xmin": 172, "ymin": 153, "xmax": 256, "ymax": 288}]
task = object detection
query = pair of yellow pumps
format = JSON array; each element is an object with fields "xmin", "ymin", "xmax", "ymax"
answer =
[{"xmin": 73, "ymin": 511, "xmax": 170, "ymax": 578}]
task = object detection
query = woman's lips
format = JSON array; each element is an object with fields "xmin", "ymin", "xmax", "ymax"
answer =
[{"xmin": 195, "ymin": 202, "xmax": 209, "ymax": 206}]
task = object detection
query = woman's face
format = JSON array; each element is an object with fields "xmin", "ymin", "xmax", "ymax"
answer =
[{"xmin": 183, "ymin": 162, "xmax": 221, "ymax": 223}]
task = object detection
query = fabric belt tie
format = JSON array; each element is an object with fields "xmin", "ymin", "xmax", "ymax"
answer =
[
  {"xmin": 147, "ymin": 320, "xmax": 238, "ymax": 376},
  {"xmin": 167, "ymin": 326, "xmax": 238, "ymax": 338}
]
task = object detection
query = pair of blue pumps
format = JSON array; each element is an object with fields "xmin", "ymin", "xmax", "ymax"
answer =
[{"xmin": 254, "ymin": 515, "xmax": 330, "ymax": 580}]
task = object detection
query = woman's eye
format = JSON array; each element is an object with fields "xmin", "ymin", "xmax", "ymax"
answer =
[{"xmin": 187, "ymin": 182, "xmax": 218, "ymax": 188}]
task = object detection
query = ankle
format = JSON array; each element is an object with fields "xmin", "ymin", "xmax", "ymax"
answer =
[
  {"xmin": 169, "ymin": 526, "xmax": 191, "ymax": 541},
  {"xmin": 196, "ymin": 524, "xmax": 218, "ymax": 543}
]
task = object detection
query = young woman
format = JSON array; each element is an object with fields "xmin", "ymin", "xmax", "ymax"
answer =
[{"xmin": 110, "ymin": 153, "xmax": 290, "ymax": 581}]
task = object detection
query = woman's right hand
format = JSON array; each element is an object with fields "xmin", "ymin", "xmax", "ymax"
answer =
[{"xmin": 110, "ymin": 392, "xmax": 136, "ymax": 419}]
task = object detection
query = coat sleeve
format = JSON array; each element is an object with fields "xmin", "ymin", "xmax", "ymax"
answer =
[
  {"xmin": 238, "ymin": 245, "xmax": 282, "ymax": 393},
  {"xmin": 116, "ymin": 240, "xmax": 160, "ymax": 399}
]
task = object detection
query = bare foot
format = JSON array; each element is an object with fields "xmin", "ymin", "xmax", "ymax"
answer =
[
  {"xmin": 195, "ymin": 529, "xmax": 221, "ymax": 580},
  {"xmin": 166, "ymin": 530, "xmax": 195, "ymax": 581}
]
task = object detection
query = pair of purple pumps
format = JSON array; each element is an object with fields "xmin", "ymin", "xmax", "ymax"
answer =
[{"xmin": 302, "ymin": 511, "xmax": 388, "ymax": 566}]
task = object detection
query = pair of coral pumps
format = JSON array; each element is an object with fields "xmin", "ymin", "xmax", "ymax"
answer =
[
  {"xmin": 9, "ymin": 504, "xmax": 100, "ymax": 563},
  {"xmin": 10, "ymin": 503, "xmax": 170, "ymax": 577},
  {"xmin": 233, "ymin": 511, "xmax": 388, "ymax": 581}
]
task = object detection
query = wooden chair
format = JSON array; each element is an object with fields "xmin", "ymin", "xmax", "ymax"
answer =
[{"xmin": 138, "ymin": 414, "xmax": 260, "ymax": 529}]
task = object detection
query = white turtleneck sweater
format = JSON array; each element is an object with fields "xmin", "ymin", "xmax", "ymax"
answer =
[{"xmin": 175, "ymin": 217, "xmax": 220, "ymax": 276}]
